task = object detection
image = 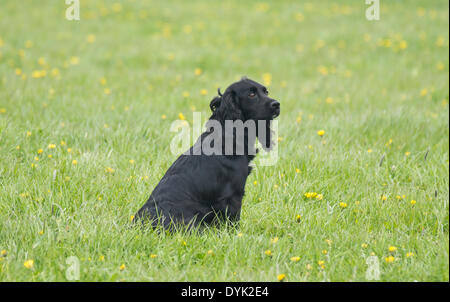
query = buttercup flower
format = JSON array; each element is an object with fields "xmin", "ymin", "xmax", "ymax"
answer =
[
  {"xmin": 385, "ymin": 256, "xmax": 395, "ymax": 263},
  {"xmin": 304, "ymin": 192, "xmax": 318, "ymax": 199},
  {"xmin": 87, "ymin": 34, "xmax": 96, "ymax": 43},
  {"xmin": 262, "ymin": 73, "xmax": 272, "ymax": 86},
  {"xmin": 24, "ymin": 259, "xmax": 34, "ymax": 269},
  {"xmin": 388, "ymin": 246, "xmax": 397, "ymax": 253}
]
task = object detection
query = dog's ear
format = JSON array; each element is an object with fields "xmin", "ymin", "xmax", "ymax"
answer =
[
  {"xmin": 211, "ymin": 90, "xmax": 243, "ymax": 123},
  {"xmin": 257, "ymin": 120, "xmax": 274, "ymax": 151}
]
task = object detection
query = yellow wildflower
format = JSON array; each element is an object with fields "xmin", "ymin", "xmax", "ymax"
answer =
[
  {"xmin": 70, "ymin": 56, "xmax": 80, "ymax": 65},
  {"xmin": 262, "ymin": 73, "xmax": 272, "ymax": 86},
  {"xmin": 388, "ymin": 246, "xmax": 397, "ymax": 253},
  {"xmin": 398, "ymin": 40, "xmax": 408, "ymax": 49},
  {"xmin": 385, "ymin": 256, "xmax": 395, "ymax": 263},
  {"xmin": 406, "ymin": 252, "xmax": 414, "ymax": 258},
  {"xmin": 290, "ymin": 256, "xmax": 300, "ymax": 262},
  {"xmin": 87, "ymin": 34, "xmax": 96, "ymax": 43},
  {"xmin": 24, "ymin": 259, "xmax": 34, "ymax": 269}
]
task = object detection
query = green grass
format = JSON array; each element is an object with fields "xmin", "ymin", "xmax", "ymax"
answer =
[{"xmin": 0, "ymin": 0, "xmax": 448, "ymax": 282}]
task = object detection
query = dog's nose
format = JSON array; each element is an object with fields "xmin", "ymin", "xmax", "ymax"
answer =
[{"xmin": 270, "ymin": 101, "xmax": 280, "ymax": 110}]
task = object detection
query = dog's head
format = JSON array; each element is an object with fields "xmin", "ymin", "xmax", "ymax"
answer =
[
  {"xmin": 209, "ymin": 77, "xmax": 280, "ymax": 150},
  {"xmin": 210, "ymin": 77, "xmax": 280, "ymax": 122}
]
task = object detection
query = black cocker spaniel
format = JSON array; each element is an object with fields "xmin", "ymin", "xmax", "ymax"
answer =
[{"xmin": 134, "ymin": 77, "xmax": 280, "ymax": 230}]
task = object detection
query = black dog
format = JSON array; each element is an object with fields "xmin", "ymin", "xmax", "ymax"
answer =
[{"xmin": 134, "ymin": 77, "xmax": 280, "ymax": 229}]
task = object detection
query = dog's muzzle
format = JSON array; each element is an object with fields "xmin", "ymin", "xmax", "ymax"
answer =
[{"xmin": 270, "ymin": 100, "xmax": 280, "ymax": 118}]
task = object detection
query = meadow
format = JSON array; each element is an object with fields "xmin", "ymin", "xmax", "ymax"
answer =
[{"xmin": 0, "ymin": 0, "xmax": 448, "ymax": 282}]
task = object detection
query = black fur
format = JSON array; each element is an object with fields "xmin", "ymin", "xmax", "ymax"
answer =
[{"xmin": 134, "ymin": 78, "xmax": 280, "ymax": 230}]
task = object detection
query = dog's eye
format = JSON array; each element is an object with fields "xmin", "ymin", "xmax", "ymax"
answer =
[
  {"xmin": 249, "ymin": 92, "xmax": 256, "ymax": 98},
  {"xmin": 264, "ymin": 90, "xmax": 269, "ymax": 95}
]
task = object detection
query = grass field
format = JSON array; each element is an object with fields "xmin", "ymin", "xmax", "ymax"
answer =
[{"xmin": 0, "ymin": 0, "xmax": 448, "ymax": 282}]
